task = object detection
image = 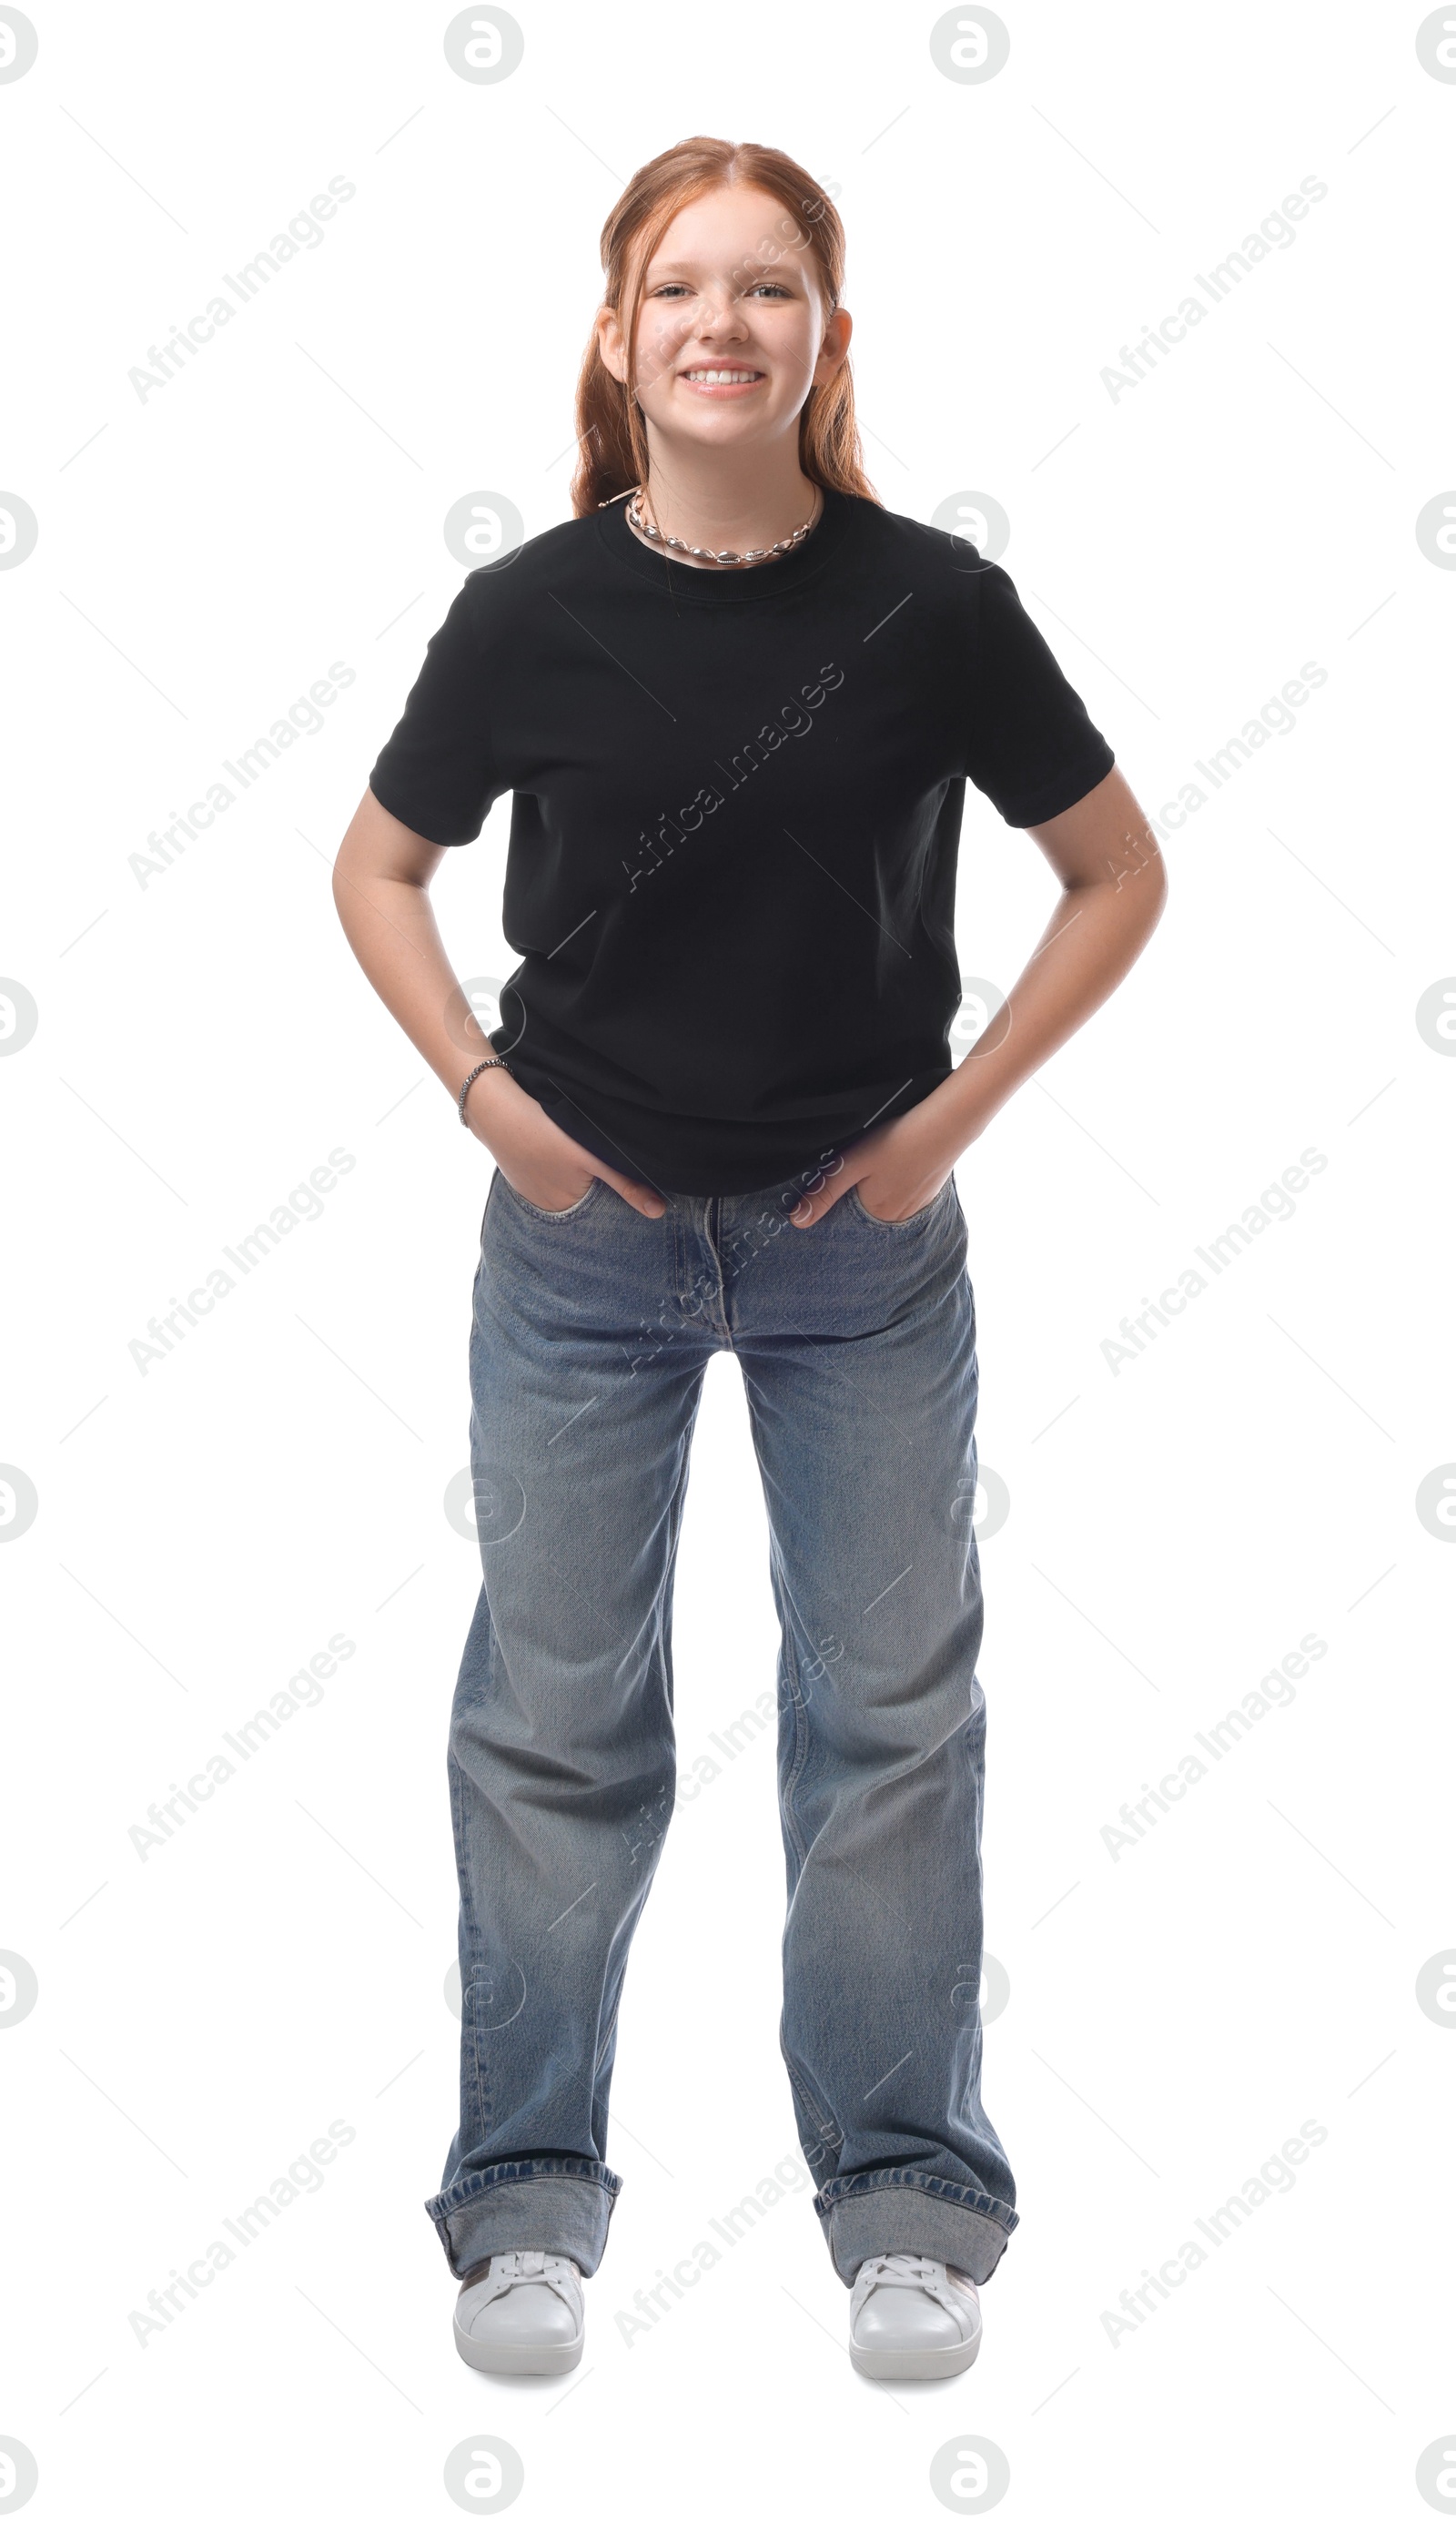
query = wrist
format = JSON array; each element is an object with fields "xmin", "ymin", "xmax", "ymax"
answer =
[
  {"xmin": 925, "ymin": 1064, "xmax": 996, "ymax": 1154},
  {"xmin": 456, "ymin": 1054, "xmax": 516, "ymax": 1129},
  {"xmin": 892, "ymin": 1095, "xmax": 966, "ymax": 1171}
]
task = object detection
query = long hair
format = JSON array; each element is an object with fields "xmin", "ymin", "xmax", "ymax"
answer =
[{"xmin": 570, "ymin": 137, "xmax": 879, "ymax": 518}]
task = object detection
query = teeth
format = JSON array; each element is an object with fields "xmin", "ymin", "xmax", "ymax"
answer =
[{"xmin": 684, "ymin": 369, "xmax": 760, "ymax": 383}]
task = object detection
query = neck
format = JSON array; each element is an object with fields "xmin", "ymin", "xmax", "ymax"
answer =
[{"xmin": 632, "ymin": 441, "xmax": 820, "ymax": 565}]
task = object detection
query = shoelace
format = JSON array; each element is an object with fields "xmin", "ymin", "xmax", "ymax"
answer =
[
  {"xmin": 852, "ymin": 2251, "xmax": 979, "ymax": 2334},
  {"xmin": 463, "ymin": 2248, "xmax": 581, "ymax": 2311},
  {"xmin": 860, "ymin": 2252, "xmax": 953, "ymax": 2290}
]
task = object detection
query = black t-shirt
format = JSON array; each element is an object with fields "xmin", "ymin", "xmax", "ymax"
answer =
[{"xmin": 368, "ymin": 487, "xmax": 1116, "ymax": 1194}]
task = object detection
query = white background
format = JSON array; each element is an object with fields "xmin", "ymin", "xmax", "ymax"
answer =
[{"xmin": 3, "ymin": 2, "xmax": 1454, "ymax": 2515}]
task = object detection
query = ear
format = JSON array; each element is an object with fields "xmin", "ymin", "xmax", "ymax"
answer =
[
  {"xmin": 595, "ymin": 302, "xmax": 628, "ymax": 387},
  {"xmin": 813, "ymin": 303, "xmax": 853, "ymax": 382}
]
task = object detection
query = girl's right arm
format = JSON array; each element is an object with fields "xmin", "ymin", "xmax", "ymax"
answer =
[{"xmin": 331, "ymin": 787, "xmax": 665, "ymax": 1216}]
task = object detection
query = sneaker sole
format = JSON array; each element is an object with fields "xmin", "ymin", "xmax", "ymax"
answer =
[
  {"xmin": 453, "ymin": 2316, "xmax": 584, "ymax": 2377},
  {"xmin": 850, "ymin": 2324, "xmax": 982, "ymax": 2384}
]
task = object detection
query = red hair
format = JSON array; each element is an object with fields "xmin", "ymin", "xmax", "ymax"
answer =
[{"xmin": 570, "ymin": 136, "xmax": 879, "ymax": 518}]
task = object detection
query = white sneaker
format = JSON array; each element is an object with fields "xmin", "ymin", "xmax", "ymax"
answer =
[
  {"xmin": 848, "ymin": 2252, "xmax": 983, "ymax": 2381},
  {"xmin": 453, "ymin": 2248, "xmax": 585, "ymax": 2375}
]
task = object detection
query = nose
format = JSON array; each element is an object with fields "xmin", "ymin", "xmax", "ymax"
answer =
[{"xmin": 685, "ymin": 314, "xmax": 753, "ymax": 358}]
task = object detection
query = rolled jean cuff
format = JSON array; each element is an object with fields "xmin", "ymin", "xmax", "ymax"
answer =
[
  {"xmin": 814, "ymin": 2170, "xmax": 1018, "ymax": 2288},
  {"xmin": 425, "ymin": 2159, "xmax": 622, "ymax": 2281}
]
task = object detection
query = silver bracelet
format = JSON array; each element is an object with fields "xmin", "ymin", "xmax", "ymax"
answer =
[{"xmin": 458, "ymin": 1057, "xmax": 512, "ymax": 1125}]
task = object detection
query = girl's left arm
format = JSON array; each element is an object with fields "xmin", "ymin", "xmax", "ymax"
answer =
[{"xmin": 794, "ymin": 764, "xmax": 1168, "ymax": 1224}]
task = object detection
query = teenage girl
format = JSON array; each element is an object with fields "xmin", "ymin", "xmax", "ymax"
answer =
[{"xmin": 333, "ymin": 135, "xmax": 1166, "ymax": 2385}]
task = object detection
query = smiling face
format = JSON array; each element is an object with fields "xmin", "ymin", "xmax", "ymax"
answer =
[{"xmin": 597, "ymin": 183, "xmax": 851, "ymax": 463}]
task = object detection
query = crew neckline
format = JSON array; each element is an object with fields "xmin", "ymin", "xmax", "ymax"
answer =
[{"xmin": 598, "ymin": 482, "xmax": 856, "ymax": 602}]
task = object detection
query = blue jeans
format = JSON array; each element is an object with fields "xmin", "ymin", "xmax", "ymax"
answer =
[{"xmin": 425, "ymin": 1161, "xmax": 1018, "ymax": 2291}]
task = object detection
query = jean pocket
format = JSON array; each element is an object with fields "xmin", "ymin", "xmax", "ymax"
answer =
[
  {"xmin": 495, "ymin": 1170, "xmax": 605, "ymax": 1221},
  {"xmin": 847, "ymin": 1179, "xmax": 951, "ymax": 1230}
]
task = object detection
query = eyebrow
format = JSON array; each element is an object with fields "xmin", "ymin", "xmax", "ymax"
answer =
[{"xmin": 645, "ymin": 261, "xmax": 803, "ymax": 282}]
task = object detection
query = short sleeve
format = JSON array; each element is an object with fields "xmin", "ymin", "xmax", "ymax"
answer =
[
  {"xmin": 964, "ymin": 561, "xmax": 1116, "ymax": 827},
  {"xmin": 368, "ymin": 581, "xmax": 506, "ymax": 845}
]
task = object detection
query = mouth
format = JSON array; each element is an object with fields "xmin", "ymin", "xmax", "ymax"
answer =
[{"xmin": 678, "ymin": 366, "xmax": 766, "ymax": 395}]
